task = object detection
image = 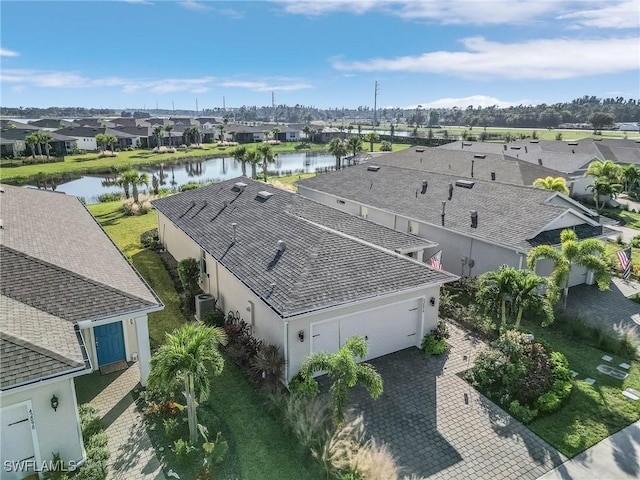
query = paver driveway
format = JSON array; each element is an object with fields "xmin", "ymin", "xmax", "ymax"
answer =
[{"xmin": 335, "ymin": 324, "xmax": 566, "ymax": 479}]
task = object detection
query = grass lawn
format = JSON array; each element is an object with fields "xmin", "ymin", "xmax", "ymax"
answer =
[
  {"xmin": 601, "ymin": 207, "xmax": 640, "ymax": 229},
  {"xmin": 521, "ymin": 318, "xmax": 640, "ymax": 457},
  {"xmin": 86, "ymin": 200, "xmax": 320, "ymax": 478}
]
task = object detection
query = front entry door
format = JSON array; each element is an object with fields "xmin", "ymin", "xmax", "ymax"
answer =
[{"xmin": 94, "ymin": 322, "xmax": 126, "ymax": 366}]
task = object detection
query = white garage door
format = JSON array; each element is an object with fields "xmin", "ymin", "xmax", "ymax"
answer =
[
  {"xmin": 1, "ymin": 402, "xmax": 39, "ymax": 480},
  {"xmin": 310, "ymin": 298, "xmax": 422, "ymax": 361}
]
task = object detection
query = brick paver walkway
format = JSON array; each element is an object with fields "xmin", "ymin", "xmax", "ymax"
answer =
[
  {"xmin": 565, "ymin": 278, "xmax": 640, "ymax": 335},
  {"xmin": 75, "ymin": 363, "xmax": 165, "ymax": 480},
  {"xmin": 333, "ymin": 324, "xmax": 566, "ymax": 479}
]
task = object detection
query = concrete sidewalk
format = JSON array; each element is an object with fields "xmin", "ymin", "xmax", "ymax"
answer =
[{"xmin": 538, "ymin": 420, "xmax": 640, "ymax": 480}]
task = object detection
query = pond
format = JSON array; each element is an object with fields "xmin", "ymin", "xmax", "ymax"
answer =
[{"xmin": 28, "ymin": 151, "xmax": 336, "ymax": 203}]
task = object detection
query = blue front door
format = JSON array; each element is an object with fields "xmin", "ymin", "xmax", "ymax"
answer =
[{"xmin": 94, "ymin": 322, "xmax": 126, "ymax": 366}]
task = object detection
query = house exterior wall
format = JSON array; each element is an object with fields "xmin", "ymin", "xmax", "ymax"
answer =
[
  {"xmin": 0, "ymin": 377, "xmax": 85, "ymax": 474},
  {"xmin": 80, "ymin": 318, "xmax": 142, "ymax": 370},
  {"xmin": 569, "ymin": 176, "xmax": 594, "ymax": 199},
  {"xmin": 70, "ymin": 137, "xmax": 97, "ymax": 151},
  {"xmin": 297, "ymin": 186, "xmax": 523, "ymax": 277}
]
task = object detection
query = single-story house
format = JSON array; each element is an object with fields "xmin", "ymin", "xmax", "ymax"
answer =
[
  {"xmin": 0, "ymin": 185, "xmax": 162, "ymax": 479},
  {"xmin": 53, "ymin": 126, "xmax": 138, "ymax": 151},
  {"xmin": 152, "ymin": 178, "xmax": 455, "ymax": 382},
  {"xmin": 27, "ymin": 119, "xmax": 75, "ymax": 130},
  {"xmin": 296, "ymin": 164, "xmax": 608, "ymax": 285},
  {"xmin": 0, "ymin": 128, "xmax": 77, "ymax": 157}
]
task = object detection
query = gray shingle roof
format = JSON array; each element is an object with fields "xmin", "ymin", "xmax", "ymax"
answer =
[
  {"xmin": 297, "ymin": 165, "xmax": 600, "ymax": 251},
  {"xmin": 372, "ymin": 147, "xmax": 566, "ymax": 185},
  {"xmin": 153, "ymin": 179, "xmax": 454, "ymax": 318}
]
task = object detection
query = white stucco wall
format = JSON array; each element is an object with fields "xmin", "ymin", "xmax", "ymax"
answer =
[
  {"xmin": 0, "ymin": 377, "xmax": 85, "ymax": 474},
  {"xmin": 71, "ymin": 137, "xmax": 97, "ymax": 151}
]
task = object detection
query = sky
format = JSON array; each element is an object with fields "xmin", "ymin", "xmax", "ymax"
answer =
[{"xmin": 1, "ymin": 0, "xmax": 639, "ymax": 110}]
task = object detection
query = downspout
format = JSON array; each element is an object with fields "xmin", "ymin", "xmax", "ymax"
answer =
[
  {"xmin": 468, "ymin": 237, "xmax": 474, "ymax": 277},
  {"xmin": 518, "ymin": 253, "xmax": 524, "ymax": 270},
  {"xmin": 215, "ymin": 261, "xmax": 220, "ymax": 300},
  {"xmin": 283, "ymin": 321, "xmax": 289, "ymax": 383}
]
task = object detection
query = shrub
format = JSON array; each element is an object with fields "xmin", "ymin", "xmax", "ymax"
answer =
[
  {"xmin": 79, "ymin": 404, "xmax": 103, "ymax": 438},
  {"xmin": 537, "ymin": 391, "xmax": 561, "ymax": 413},
  {"xmin": 172, "ymin": 438, "xmax": 196, "ymax": 463},
  {"xmin": 283, "ymin": 395, "xmax": 332, "ymax": 452},
  {"xmin": 177, "ymin": 258, "xmax": 200, "ymax": 312},
  {"xmin": 289, "ymin": 372, "xmax": 319, "ymax": 399},
  {"xmin": 86, "ymin": 431, "xmax": 108, "ymax": 450},
  {"xmin": 380, "ymin": 140, "xmax": 392, "ymax": 151},
  {"xmin": 163, "ymin": 417, "xmax": 180, "ymax": 440},
  {"xmin": 422, "ymin": 334, "xmax": 447, "ymax": 355},
  {"xmin": 202, "ymin": 431, "xmax": 229, "ymax": 467},
  {"xmin": 224, "ymin": 319, "xmax": 261, "ymax": 367},
  {"xmin": 98, "ymin": 192, "xmax": 123, "ymax": 203},
  {"xmin": 509, "ymin": 400, "xmax": 538, "ymax": 423},
  {"xmin": 251, "ymin": 343, "xmax": 285, "ymax": 390},
  {"xmin": 202, "ymin": 307, "xmax": 226, "ymax": 327},
  {"xmin": 141, "ymin": 229, "xmax": 161, "ymax": 251},
  {"xmin": 179, "ymin": 182, "xmax": 202, "ymax": 192}
]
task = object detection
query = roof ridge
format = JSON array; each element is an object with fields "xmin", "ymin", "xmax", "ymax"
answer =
[
  {"xmin": 1, "ymin": 330, "xmax": 83, "ymax": 368},
  {"xmin": 0, "ymin": 245, "xmax": 155, "ymax": 307}
]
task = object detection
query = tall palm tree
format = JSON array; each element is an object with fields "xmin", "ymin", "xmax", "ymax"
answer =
[
  {"xmin": 232, "ymin": 145, "xmax": 248, "ymax": 177},
  {"xmin": 118, "ymin": 168, "xmax": 137, "ymax": 199},
  {"xmin": 153, "ymin": 125, "xmax": 164, "ymax": 148},
  {"xmin": 302, "ymin": 125, "xmax": 311, "ymax": 143},
  {"xmin": 346, "ymin": 135, "xmax": 363, "ymax": 165},
  {"xmin": 272, "ymin": 127, "xmax": 281, "ymax": 142},
  {"xmin": 623, "ymin": 164, "xmax": 640, "ymax": 192},
  {"xmin": 122, "ymin": 170, "xmax": 149, "ymax": 203},
  {"xmin": 165, "ymin": 125, "xmax": 173, "ymax": 147},
  {"xmin": 476, "ymin": 265, "xmax": 519, "ymax": 328},
  {"xmin": 363, "ymin": 132, "xmax": 379, "ymax": 152},
  {"xmin": 588, "ymin": 178, "xmax": 623, "ymax": 210},
  {"xmin": 532, "ymin": 176, "xmax": 570, "ymax": 195},
  {"xmin": 218, "ymin": 124, "xmax": 226, "ymax": 142},
  {"xmin": 95, "ymin": 133, "xmax": 108, "ymax": 153},
  {"xmin": 257, "ymin": 143, "xmax": 276, "ymax": 182},
  {"xmin": 39, "ymin": 132, "xmax": 53, "ymax": 160},
  {"xmin": 25, "ymin": 133, "xmax": 39, "ymax": 159},
  {"xmin": 511, "ymin": 270, "xmax": 554, "ymax": 330},
  {"xmin": 148, "ymin": 324, "xmax": 227, "ymax": 445},
  {"xmin": 527, "ymin": 229, "xmax": 610, "ymax": 309},
  {"xmin": 300, "ymin": 336, "xmax": 383, "ymax": 427},
  {"xmin": 246, "ymin": 149, "xmax": 261, "ymax": 179},
  {"xmin": 328, "ymin": 138, "xmax": 347, "ymax": 170},
  {"xmin": 585, "ymin": 160, "xmax": 623, "ymax": 183},
  {"xmin": 390, "ymin": 123, "xmax": 395, "ymax": 146}
]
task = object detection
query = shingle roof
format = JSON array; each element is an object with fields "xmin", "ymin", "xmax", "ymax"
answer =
[
  {"xmin": 0, "ymin": 185, "xmax": 162, "ymax": 390},
  {"xmin": 372, "ymin": 147, "xmax": 566, "ymax": 185},
  {"xmin": 0, "ymin": 128, "xmax": 77, "ymax": 142},
  {"xmin": 153, "ymin": 179, "xmax": 454, "ymax": 318},
  {"xmin": 297, "ymin": 165, "xmax": 600, "ymax": 251}
]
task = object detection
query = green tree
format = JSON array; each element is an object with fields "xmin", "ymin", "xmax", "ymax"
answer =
[
  {"xmin": 148, "ymin": 324, "xmax": 227, "ymax": 445},
  {"xmin": 117, "ymin": 167, "xmax": 134, "ymax": 199},
  {"xmin": 177, "ymin": 257, "xmax": 200, "ymax": 310},
  {"xmin": 623, "ymin": 164, "xmax": 640, "ymax": 192},
  {"xmin": 589, "ymin": 112, "xmax": 614, "ymax": 134},
  {"xmin": 246, "ymin": 149, "xmax": 261, "ymax": 180},
  {"xmin": 39, "ymin": 132, "xmax": 53, "ymax": 160},
  {"xmin": 300, "ymin": 336, "xmax": 383, "ymax": 427},
  {"xmin": 588, "ymin": 177, "xmax": 622, "ymax": 210},
  {"xmin": 527, "ymin": 229, "xmax": 610, "ymax": 309},
  {"xmin": 363, "ymin": 132, "xmax": 379, "ymax": 152},
  {"xmin": 257, "ymin": 144, "xmax": 276, "ymax": 182},
  {"xmin": 25, "ymin": 133, "xmax": 39, "ymax": 158},
  {"xmin": 218, "ymin": 124, "xmax": 226, "ymax": 142},
  {"xmin": 165, "ymin": 124, "xmax": 174, "ymax": 147},
  {"xmin": 389, "ymin": 123, "xmax": 395, "ymax": 146},
  {"xmin": 511, "ymin": 270, "xmax": 555, "ymax": 329},
  {"xmin": 585, "ymin": 160, "xmax": 623, "ymax": 183},
  {"xmin": 272, "ymin": 127, "xmax": 281, "ymax": 142},
  {"xmin": 95, "ymin": 133, "xmax": 108, "ymax": 153},
  {"xmin": 328, "ymin": 138, "xmax": 347, "ymax": 170},
  {"xmin": 532, "ymin": 176, "xmax": 570, "ymax": 195},
  {"xmin": 153, "ymin": 125, "xmax": 164, "ymax": 148},
  {"xmin": 302, "ymin": 125, "xmax": 312, "ymax": 143},
  {"xmin": 232, "ymin": 145, "xmax": 248, "ymax": 177},
  {"xmin": 346, "ymin": 135, "xmax": 363, "ymax": 163},
  {"xmin": 476, "ymin": 265, "xmax": 519, "ymax": 328},
  {"xmin": 122, "ymin": 170, "xmax": 149, "ymax": 203}
]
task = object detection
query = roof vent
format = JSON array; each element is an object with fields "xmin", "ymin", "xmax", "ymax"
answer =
[
  {"xmin": 593, "ymin": 138, "xmax": 602, "ymax": 141},
  {"xmin": 568, "ymin": 142, "xmax": 578, "ymax": 146},
  {"xmin": 491, "ymin": 172, "xmax": 496, "ymax": 181},
  {"xmin": 448, "ymin": 183, "xmax": 453, "ymax": 200},
  {"xmin": 470, "ymin": 210, "xmax": 478, "ymax": 228},
  {"xmin": 421, "ymin": 180, "xmax": 428, "ymax": 194},
  {"xmin": 0, "ymin": 219, "xmax": 3, "ymax": 229},
  {"xmin": 367, "ymin": 165, "xmax": 380, "ymax": 172},
  {"xmin": 510, "ymin": 146, "xmax": 521, "ymax": 150},
  {"xmin": 503, "ymin": 144, "xmax": 507, "ymax": 151},
  {"xmin": 441, "ymin": 201, "xmax": 446, "ymax": 226},
  {"xmin": 233, "ymin": 182, "xmax": 247, "ymax": 191},
  {"xmin": 462, "ymin": 142, "xmax": 472, "ymax": 147},
  {"xmin": 415, "ymin": 148, "xmax": 425, "ymax": 152},
  {"xmin": 256, "ymin": 190, "xmax": 273, "ymax": 200},
  {"xmin": 277, "ymin": 240, "xmax": 287, "ymax": 253},
  {"xmin": 232, "ymin": 222, "xmax": 237, "ymax": 242},
  {"xmin": 473, "ymin": 154, "xmax": 486, "ymax": 159},
  {"xmin": 471, "ymin": 159, "xmax": 475, "ymax": 178},
  {"xmin": 0, "ymin": 187, "xmax": 4, "ymax": 193},
  {"xmin": 455, "ymin": 180, "xmax": 475, "ymax": 189},
  {"xmin": 530, "ymin": 140, "xmax": 539, "ymax": 143},
  {"xmin": 538, "ymin": 158, "xmax": 543, "ymax": 165}
]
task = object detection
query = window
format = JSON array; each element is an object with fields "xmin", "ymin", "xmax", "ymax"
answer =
[
  {"xmin": 360, "ymin": 206, "xmax": 368, "ymax": 218},
  {"xmin": 409, "ymin": 221, "xmax": 419, "ymax": 235}
]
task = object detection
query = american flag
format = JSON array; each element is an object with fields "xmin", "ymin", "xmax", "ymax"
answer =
[
  {"xmin": 617, "ymin": 247, "xmax": 632, "ymax": 280},
  {"xmin": 429, "ymin": 250, "xmax": 443, "ymax": 270}
]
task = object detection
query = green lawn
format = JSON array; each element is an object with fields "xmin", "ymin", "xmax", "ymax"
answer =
[
  {"xmin": 521, "ymin": 318, "xmax": 640, "ymax": 457},
  {"xmin": 86, "ymin": 200, "xmax": 320, "ymax": 478}
]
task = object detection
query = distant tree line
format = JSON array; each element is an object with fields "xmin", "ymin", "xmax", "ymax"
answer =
[{"xmin": 2, "ymin": 95, "xmax": 638, "ymax": 128}]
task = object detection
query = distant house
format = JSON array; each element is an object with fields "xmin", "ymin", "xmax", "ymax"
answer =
[
  {"xmin": 153, "ymin": 178, "xmax": 454, "ymax": 382},
  {"xmin": 0, "ymin": 128, "xmax": 77, "ymax": 157},
  {"xmin": 196, "ymin": 117, "xmax": 220, "ymax": 129},
  {"xmin": 27, "ymin": 119, "xmax": 74, "ymax": 131},
  {"xmin": 0, "ymin": 185, "xmax": 162, "ymax": 479},
  {"xmin": 110, "ymin": 125, "xmax": 153, "ymax": 148},
  {"xmin": 53, "ymin": 126, "xmax": 138, "ymax": 151},
  {"xmin": 297, "ymin": 164, "xmax": 607, "ymax": 286},
  {"xmin": 616, "ymin": 122, "xmax": 640, "ymax": 132}
]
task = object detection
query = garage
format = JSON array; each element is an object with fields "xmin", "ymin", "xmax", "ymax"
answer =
[
  {"xmin": 1, "ymin": 401, "xmax": 40, "ymax": 480},
  {"xmin": 310, "ymin": 298, "xmax": 424, "ymax": 361}
]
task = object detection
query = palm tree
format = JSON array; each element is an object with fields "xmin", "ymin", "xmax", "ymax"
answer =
[
  {"xmin": 118, "ymin": 168, "xmax": 136, "ymax": 199},
  {"xmin": 25, "ymin": 133, "xmax": 39, "ymax": 159},
  {"xmin": 346, "ymin": 135, "xmax": 363, "ymax": 165},
  {"xmin": 148, "ymin": 323, "xmax": 227, "ymax": 445},
  {"xmin": 532, "ymin": 176, "xmax": 570, "ymax": 195},
  {"xmin": 153, "ymin": 125, "xmax": 164, "ymax": 148},
  {"xmin": 588, "ymin": 178, "xmax": 623, "ymax": 210},
  {"xmin": 232, "ymin": 145, "xmax": 248, "ymax": 177},
  {"xmin": 527, "ymin": 229, "xmax": 610, "ymax": 309},
  {"xmin": 302, "ymin": 125, "xmax": 311, "ymax": 143},
  {"xmin": 511, "ymin": 270, "xmax": 555, "ymax": 330},
  {"xmin": 95, "ymin": 133, "xmax": 108, "ymax": 153},
  {"xmin": 585, "ymin": 160, "xmax": 623, "ymax": 183},
  {"xmin": 623, "ymin": 164, "xmax": 640, "ymax": 192},
  {"xmin": 363, "ymin": 132, "xmax": 380, "ymax": 152},
  {"xmin": 300, "ymin": 336, "xmax": 383, "ymax": 427},
  {"xmin": 165, "ymin": 125, "xmax": 173, "ymax": 147},
  {"xmin": 257, "ymin": 143, "xmax": 276, "ymax": 182},
  {"xmin": 39, "ymin": 132, "xmax": 53, "ymax": 160},
  {"xmin": 262, "ymin": 130, "xmax": 271, "ymax": 142},
  {"xmin": 246, "ymin": 149, "xmax": 261, "ymax": 179},
  {"xmin": 328, "ymin": 138, "xmax": 347, "ymax": 170},
  {"xmin": 476, "ymin": 265, "xmax": 519, "ymax": 328},
  {"xmin": 122, "ymin": 170, "xmax": 149, "ymax": 203},
  {"xmin": 217, "ymin": 125, "xmax": 225, "ymax": 142},
  {"xmin": 107, "ymin": 134, "xmax": 118, "ymax": 152},
  {"xmin": 390, "ymin": 123, "xmax": 395, "ymax": 147},
  {"xmin": 272, "ymin": 127, "xmax": 281, "ymax": 142}
]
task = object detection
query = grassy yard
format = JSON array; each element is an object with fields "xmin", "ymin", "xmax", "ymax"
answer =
[
  {"xmin": 86, "ymin": 200, "xmax": 320, "ymax": 478},
  {"xmin": 521, "ymin": 317, "xmax": 640, "ymax": 457}
]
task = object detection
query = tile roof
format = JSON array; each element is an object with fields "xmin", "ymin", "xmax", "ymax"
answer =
[
  {"xmin": 372, "ymin": 147, "xmax": 566, "ymax": 185},
  {"xmin": 153, "ymin": 179, "xmax": 454, "ymax": 318},
  {"xmin": 297, "ymin": 165, "xmax": 600, "ymax": 251},
  {"xmin": 0, "ymin": 185, "xmax": 161, "ymax": 390}
]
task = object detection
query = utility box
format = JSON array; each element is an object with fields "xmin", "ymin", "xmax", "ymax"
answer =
[{"xmin": 195, "ymin": 293, "xmax": 216, "ymax": 320}]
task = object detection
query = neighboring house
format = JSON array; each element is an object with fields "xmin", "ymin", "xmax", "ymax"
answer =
[
  {"xmin": 196, "ymin": 117, "xmax": 220, "ymax": 129},
  {"xmin": 0, "ymin": 120, "xmax": 39, "ymax": 130},
  {"xmin": 616, "ymin": 122, "xmax": 640, "ymax": 132},
  {"xmin": 222, "ymin": 124, "xmax": 268, "ymax": 143},
  {"xmin": 0, "ymin": 185, "xmax": 162, "ymax": 478},
  {"xmin": 27, "ymin": 119, "xmax": 74, "ymax": 130},
  {"xmin": 111, "ymin": 125, "xmax": 153, "ymax": 148},
  {"xmin": 153, "ymin": 178, "xmax": 455, "ymax": 382},
  {"xmin": 53, "ymin": 126, "xmax": 137, "ymax": 151},
  {"xmin": 297, "ymin": 164, "xmax": 607, "ymax": 285},
  {"xmin": 70, "ymin": 118, "xmax": 117, "ymax": 129},
  {"xmin": 0, "ymin": 128, "xmax": 77, "ymax": 157}
]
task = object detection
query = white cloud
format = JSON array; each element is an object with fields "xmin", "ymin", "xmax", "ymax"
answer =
[
  {"xmin": 0, "ymin": 47, "xmax": 19, "ymax": 57},
  {"xmin": 11, "ymin": 85, "xmax": 26, "ymax": 93},
  {"xmin": 557, "ymin": 0, "xmax": 639, "ymax": 29},
  {"xmin": 180, "ymin": 0, "xmax": 211, "ymax": 11},
  {"xmin": 217, "ymin": 79, "xmax": 313, "ymax": 92},
  {"xmin": 122, "ymin": 0, "xmax": 154, "ymax": 4},
  {"xmin": 332, "ymin": 36, "xmax": 640, "ymax": 80},
  {"xmin": 409, "ymin": 95, "xmax": 534, "ymax": 109}
]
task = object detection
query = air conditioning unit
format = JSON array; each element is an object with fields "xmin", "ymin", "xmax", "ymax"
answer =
[{"xmin": 195, "ymin": 293, "xmax": 216, "ymax": 321}]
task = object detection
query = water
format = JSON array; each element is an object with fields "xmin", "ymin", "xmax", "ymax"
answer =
[{"xmin": 29, "ymin": 151, "xmax": 336, "ymax": 203}]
